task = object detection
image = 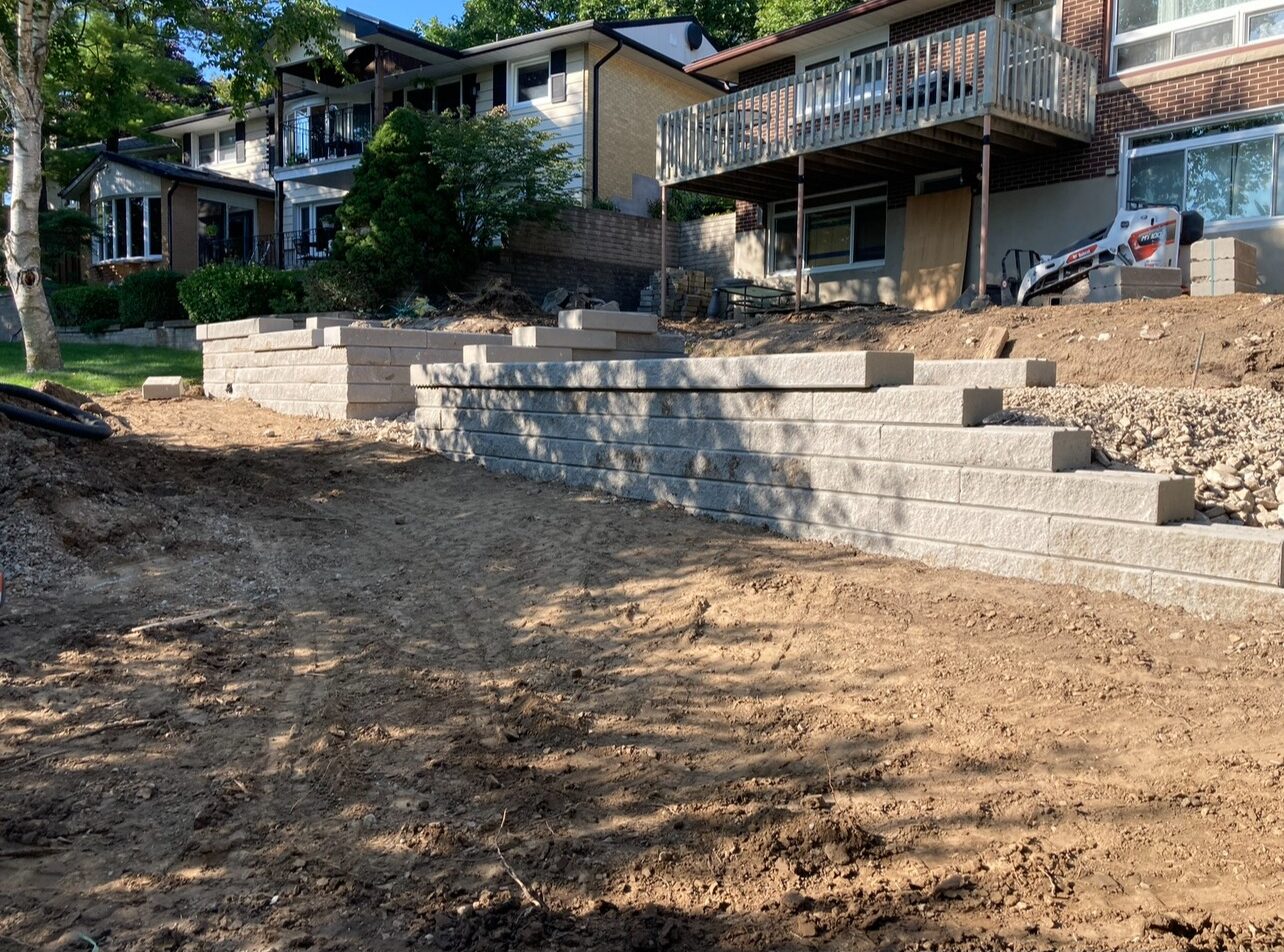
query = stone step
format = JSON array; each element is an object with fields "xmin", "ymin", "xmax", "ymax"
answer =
[
  {"xmin": 415, "ymin": 350, "xmax": 915, "ymax": 392},
  {"xmin": 196, "ymin": 317, "xmax": 293, "ymax": 341},
  {"xmin": 321, "ymin": 325, "xmax": 507, "ymax": 349},
  {"xmin": 250, "ymin": 329, "xmax": 324, "ymax": 352},
  {"xmin": 142, "ymin": 376, "xmax": 183, "ymax": 400},
  {"xmin": 462, "ymin": 344, "xmax": 573, "ymax": 364},
  {"xmin": 559, "ymin": 309, "xmax": 658, "ymax": 333},
  {"xmin": 511, "ymin": 326, "xmax": 618, "ymax": 350},
  {"xmin": 913, "ymin": 358, "xmax": 1055, "ymax": 388}
]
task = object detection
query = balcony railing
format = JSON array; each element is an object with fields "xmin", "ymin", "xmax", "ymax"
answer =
[
  {"xmin": 197, "ymin": 228, "xmax": 336, "ymax": 270},
  {"xmin": 280, "ymin": 103, "xmax": 373, "ymax": 168},
  {"xmin": 657, "ymin": 16, "xmax": 1097, "ymax": 185}
]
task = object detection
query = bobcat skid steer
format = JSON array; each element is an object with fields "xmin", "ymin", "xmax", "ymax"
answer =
[{"xmin": 1012, "ymin": 204, "xmax": 1204, "ymax": 306}]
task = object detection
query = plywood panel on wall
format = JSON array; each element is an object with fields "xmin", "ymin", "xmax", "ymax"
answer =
[{"xmin": 898, "ymin": 187, "xmax": 972, "ymax": 311}]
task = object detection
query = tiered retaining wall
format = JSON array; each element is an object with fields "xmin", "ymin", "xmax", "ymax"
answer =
[{"xmin": 412, "ymin": 352, "xmax": 1284, "ymax": 620}]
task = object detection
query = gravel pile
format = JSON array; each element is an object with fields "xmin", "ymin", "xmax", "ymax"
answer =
[{"xmin": 997, "ymin": 384, "xmax": 1284, "ymax": 529}]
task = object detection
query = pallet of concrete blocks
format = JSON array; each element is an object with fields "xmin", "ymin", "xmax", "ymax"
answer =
[
  {"xmin": 1190, "ymin": 237, "xmax": 1259, "ymax": 297},
  {"xmin": 640, "ymin": 267, "xmax": 712, "ymax": 320},
  {"xmin": 1086, "ymin": 265, "xmax": 1183, "ymax": 302}
]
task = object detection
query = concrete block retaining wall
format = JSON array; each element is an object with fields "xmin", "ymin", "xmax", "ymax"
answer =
[{"xmin": 413, "ymin": 351, "xmax": 1284, "ymax": 620}]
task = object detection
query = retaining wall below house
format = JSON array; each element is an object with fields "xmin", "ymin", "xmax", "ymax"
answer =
[
  {"xmin": 57, "ymin": 321, "xmax": 200, "ymax": 351},
  {"xmin": 412, "ymin": 351, "xmax": 1284, "ymax": 620}
]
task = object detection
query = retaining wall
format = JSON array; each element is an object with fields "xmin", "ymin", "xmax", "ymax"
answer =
[
  {"xmin": 412, "ymin": 352, "xmax": 1284, "ymax": 620},
  {"xmin": 57, "ymin": 321, "xmax": 200, "ymax": 351}
]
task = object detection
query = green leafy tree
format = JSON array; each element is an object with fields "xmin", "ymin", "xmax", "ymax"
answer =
[
  {"xmin": 0, "ymin": 0, "xmax": 338, "ymax": 372},
  {"xmin": 754, "ymin": 0, "xmax": 849, "ymax": 37}
]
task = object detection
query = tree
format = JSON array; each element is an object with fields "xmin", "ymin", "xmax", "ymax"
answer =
[
  {"xmin": 754, "ymin": 0, "xmax": 850, "ymax": 37},
  {"xmin": 0, "ymin": 1, "xmax": 337, "ymax": 373}
]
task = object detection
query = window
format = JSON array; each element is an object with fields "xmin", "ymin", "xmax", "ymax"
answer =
[
  {"xmin": 516, "ymin": 60, "xmax": 550, "ymax": 103},
  {"xmin": 799, "ymin": 43, "xmax": 888, "ymax": 117},
  {"xmin": 197, "ymin": 133, "xmax": 215, "ymax": 166},
  {"xmin": 1113, "ymin": 0, "xmax": 1284, "ymax": 73},
  {"xmin": 770, "ymin": 185, "xmax": 887, "ymax": 273},
  {"xmin": 218, "ymin": 129, "xmax": 237, "ymax": 163},
  {"xmin": 1007, "ymin": 0, "xmax": 1061, "ymax": 36},
  {"xmin": 92, "ymin": 195, "xmax": 162, "ymax": 263},
  {"xmin": 435, "ymin": 81, "xmax": 462, "ymax": 114},
  {"xmin": 1124, "ymin": 111, "xmax": 1284, "ymax": 223}
]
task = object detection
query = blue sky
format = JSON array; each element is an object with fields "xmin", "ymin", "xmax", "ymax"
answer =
[{"xmin": 347, "ymin": 0, "xmax": 463, "ymax": 30}]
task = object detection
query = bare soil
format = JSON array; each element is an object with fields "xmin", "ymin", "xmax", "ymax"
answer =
[
  {"xmin": 2, "ymin": 396, "xmax": 1282, "ymax": 951},
  {"xmin": 681, "ymin": 294, "xmax": 1284, "ymax": 390}
]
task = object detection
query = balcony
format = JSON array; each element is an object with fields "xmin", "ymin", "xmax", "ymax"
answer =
[
  {"xmin": 198, "ymin": 229, "xmax": 336, "ymax": 270},
  {"xmin": 278, "ymin": 103, "xmax": 373, "ymax": 180},
  {"xmin": 657, "ymin": 16, "xmax": 1097, "ymax": 196}
]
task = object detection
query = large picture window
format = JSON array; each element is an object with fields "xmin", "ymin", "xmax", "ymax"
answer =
[
  {"xmin": 1124, "ymin": 111, "xmax": 1284, "ymax": 223},
  {"xmin": 92, "ymin": 195, "xmax": 162, "ymax": 263},
  {"xmin": 515, "ymin": 59, "xmax": 550, "ymax": 103},
  {"xmin": 771, "ymin": 185, "xmax": 887, "ymax": 273},
  {"xmin": 1113, "ymin": 0, "xmax": 1284, "ymax": 73}
]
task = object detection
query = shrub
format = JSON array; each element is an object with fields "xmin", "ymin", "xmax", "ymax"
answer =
[
  {"xmin": 177, "ymin": 263, "xmax": 303, "ymax": 324},
  {"xmin": 49, "ymin": 284, "xmax": 120, "ymax": 328},
  {"xmin": 298, "ymin": 259, "xmax": 382, "ymax": 313},
  {"xmin": 119, "ymin": 270, "xmax": 184, "ymax": 328}
]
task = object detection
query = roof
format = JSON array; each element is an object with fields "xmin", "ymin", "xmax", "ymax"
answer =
[
  {"xmin": 60, "ymin": 152, "xmax": 275, "ymax": 201},
  {"xmin": 344, "ymin": 8, "xmax": 461, "ymax": 59}
]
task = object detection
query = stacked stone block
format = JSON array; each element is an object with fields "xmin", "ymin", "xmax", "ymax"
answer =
[
  {"xmin": 1086, "ymin": 266, "xmax": 1183, "ymax": 302},
  {"xmin": 639, "ymin": 268, "xmax": 713, "ymax": 319},
  {"xmin": 199, "ymin": 317, "xmax": 506, "ymax": 420},
  {"xmin": 1190, "ymin": 238, "xmax": 1259, "ymax": 297},
  {"xmin": 413, "ymin": 350, "xmax": 1284, "ymax": 620},
  {"xmin": 464, "ymin": 309, "xmax": 685, "ymax": 364}
]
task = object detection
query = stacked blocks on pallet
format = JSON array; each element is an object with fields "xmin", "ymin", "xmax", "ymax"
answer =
[
  {"xmin": 199, "ymin": 317, "xmax": 507, "ymax": 419},
  {"xmin": 1190, "ymin": 237, "xmax": 1258, "ymax": 297},
  {"xmin": 1086, "ymin": 266, "xmax": 1183, "ymax": 302},
  {"xmin": 412, "ymin": 350, "xmax": 1284, "ymax": 620}
]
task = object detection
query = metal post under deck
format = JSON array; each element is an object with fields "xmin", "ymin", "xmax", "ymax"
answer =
[
  {"xmin": 978, "ymin": 113, "xmax": 992, "ymax": 303},
  {"xmin": 795, "ymin": 156, "xmax": 805, "ymax": 312},
  {"xmin": 659, "ymin": 185, "xmax": 668, "ymax": 318}
]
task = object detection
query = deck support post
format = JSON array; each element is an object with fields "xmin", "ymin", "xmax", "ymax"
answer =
[
  {"xmin": 374, "ymin": 45, "xmax": 385, "ymax": 129},
  {"xmin": 794, "ymin": 155, "xmax": 805, "ymax": 313},
  {"xmin": 659, "ymin": 185, "xmax": 668, "ymax": 318},
  {"xmin": 977, "ymin": 113, "xmax": 992, "ymax": 304}
]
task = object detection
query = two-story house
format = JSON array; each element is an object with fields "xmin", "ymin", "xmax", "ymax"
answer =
[
  {"xmin": 61, "ymin": 8, "xmax": 722, "ymax": 282},
  {"xmin": 658, "ymin": 0, "xmax": 1284, "ymax": 302}
]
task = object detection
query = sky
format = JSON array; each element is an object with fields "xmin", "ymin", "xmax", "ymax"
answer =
[{"xmin": 346, "ymin": 0, "xmax": 463, "ymax": 30}]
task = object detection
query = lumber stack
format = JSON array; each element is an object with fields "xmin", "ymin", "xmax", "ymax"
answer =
[
  {"xmin": 1190, "ymin": 238, "xmax": 1258, "ymax": 296},
  {"xmin": 412, "ymin": 351, "xmax": 1284, "ymax": 620}
]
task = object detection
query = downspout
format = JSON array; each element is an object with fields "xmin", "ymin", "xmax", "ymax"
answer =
[
  {"xmin": 166, "ymin": 180, "xmax": 180, "ymax": 270},
  {"xmin": 591, "ymin": 39, "xmax": 623, "ymax": 203}
]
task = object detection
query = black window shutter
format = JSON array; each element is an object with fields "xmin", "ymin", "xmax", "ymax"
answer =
[
  {"xmin": 182, "ymin": 132, "xmax": 192, "ymax": 165},
  {"xmin": 235, "ymin": 121, "xmax": 246, "ymax": 163},
  {"xmin": 492, "ymin": 61, "xmax": 506, "ymax": 107},
  {"xmin": 550, "ymin": 49, "xmax": 567, "ymax": 103},
  {"xmin": 463, "ymin": 72, "xmax": 477, "ymax": 115}
]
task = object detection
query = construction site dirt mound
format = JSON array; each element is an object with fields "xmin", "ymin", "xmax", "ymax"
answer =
[
  {"xmin": 685, "ymin": 293, "xmax": 1284, "ymax": 390},
  {"xmin": 1, "ymin": 396, "xmax": 1282, "ymax": 951}
]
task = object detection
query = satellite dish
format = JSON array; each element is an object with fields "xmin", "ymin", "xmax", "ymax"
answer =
[{"xmin": 686, "ymin": 22, "xmax": 702, "ymax": 50}]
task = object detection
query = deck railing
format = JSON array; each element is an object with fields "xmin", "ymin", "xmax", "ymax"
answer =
[
  {"xmin": 280, "ymin": 103, "xmax": 373, "ymax": 168},
  {"xmin": 657, "ymin": 16, "xmax": 1097, "ymax": 185}
]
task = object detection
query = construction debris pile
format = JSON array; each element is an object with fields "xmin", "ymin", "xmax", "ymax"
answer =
[
  {"xmin": 639, "ymin": 267, "xmax": 713, "ymax": 320},
  {"xmin": 1001, "ymin": 383, "xmax": 1284, "ymax": 528}
]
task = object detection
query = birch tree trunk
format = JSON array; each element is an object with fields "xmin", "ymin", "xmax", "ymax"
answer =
[{"xmin": 2, "ymin": 1, "xmax": 64, "ymax": 372}]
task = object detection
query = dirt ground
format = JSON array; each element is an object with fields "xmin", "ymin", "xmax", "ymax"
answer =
[
  {"xmin": 2, "ymin": 396, "xmax": 1282, "ymax": 952},
  {"xmin": 680, "ymin": 294, "xmax": 1284, "ymax": 390}
]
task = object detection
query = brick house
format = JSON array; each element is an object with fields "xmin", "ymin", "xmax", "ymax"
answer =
[
  {"xmin": 660, "ymin": 0, "xmax": 1284, "ymax": 300},
  {"xmin": 59, "ymin": 8, "xmax": 724, "ymax": 281}
]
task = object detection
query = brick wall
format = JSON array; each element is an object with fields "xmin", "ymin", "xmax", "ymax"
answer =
[
  {"xmin": 677, "ymin": 212, "xmax": 736, "ymax": 279},
  {"xmin": 889, "ymin": 0, "xmax": 995, "ymax": 44},
  {"xmin": 738, "ymin": 56, "xmax": 797, "ymax": 86}
]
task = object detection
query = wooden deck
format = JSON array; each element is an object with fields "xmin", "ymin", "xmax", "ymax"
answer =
[{"xmin": 657, "ymin": 17, "xmax": 1097, "ymax": 198}]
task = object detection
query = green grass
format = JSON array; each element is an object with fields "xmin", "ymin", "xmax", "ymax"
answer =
[{"xmin": 0, "ymin": 342, "xmax": 203, "ymax": 396}]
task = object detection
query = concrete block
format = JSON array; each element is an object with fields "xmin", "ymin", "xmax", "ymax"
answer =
[
  {"xmin": 913, "ymin": 359, "xmax": 1056, "ymax": 388},
  {"xmin": 200, "ymin": 337, "xmax": 260, "ymax": 355},
  {"xmin": 1190, "ymin": 236, "xmax": 1257, "ymax": 264},
  {"xmin": 462, "ymin": 344, "xmax": 574, "ymax": 364},
  {"xmin": 960, "ymin": 468, "xmax": 1194, "ymax": 525},
  {"xmin": 347, "ymin": 365, "xmax": 411, "ymax": 385},
  {"xmin": 416, "ymin": 351, "xmax": 915, "ymax": 392},
  {"xmin": 1089, "ymin": 266, "xmax": 1183, "ymax": 289},
  {"xmin": 250, "ymin": 329, "xmax": 323, "ymax": 351},
  {"xmin": 1189, "ymin": 258, "xmax": 1257, "ymax": 283},
  {"xmin": 342, "ymin": 346, "xmax": 395, "ymax": 366},
  {"xmin": 322, "ymin": 326, "xmax": 503, "ymax": 349},
  {"xmin": 1047, "ymin": 517, "xmax": 1284, "ymax": 587},
  {"xmin": 614, "ymin": 333, "xmax": 686, "ymax": 354},
  {"xmin": 195, "ymin": 317, "xmax": 294, "ymax": 341},
  {"xmin": 814, "ymin": 387, "xmax": 1001, "ymax": 426},
  {"xmin": 512, "ymin": 326, "xmax": 618, "ymax": 350},
  {"xmin": 880, "ymin": 424, "xmax": 1090, "ymax": 471},
  {"xmin": 559, "ymin": 310, "xmax": 658, "ymax": 333},
  {"xmin": 1148, "ymin": 572, "xmax": 1284, "ymax": 621},
  {"xmin": 427, "ymin": 387, "xmax": 814, "ymax": 421},
  {"xmin": 142, "ymin": 376, "xmax": 183, "ymax": 400},
  {"xmin": 417, "ymin": 348, "xmax": 468, "ymax": 365},
  {"xmin": 305, "ymin": 313, "xmax": 359, "ymax": 329},
  {"xmin": 1191, "ymin": 279, "xmax": 1259, "ymax": 297}
]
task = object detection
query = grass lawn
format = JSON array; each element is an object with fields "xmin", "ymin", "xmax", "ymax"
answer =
[{"xmin": 0, "ymin": 342, "xmax": 203, "ymax": 396}]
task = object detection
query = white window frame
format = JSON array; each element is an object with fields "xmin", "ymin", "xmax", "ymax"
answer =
[
  {"xmin": 1119, "ymin": 108, "xmax": 1284, "ymax": 228},
  {"xmin": 769, "ymin": 184, "xmax": 888, "ymax": 275},
  {"xmin": 91, "ymin": 194, "xmax": 164, "ymax": 264},
  {"xmin": 217, "ymin": 128, "xmax": 237, "ymax": 164},
  {"xmin": 513, "ymin": 57, "xmax": 551, "ymax": 106},
  {"xmin": 196, "ymin": 133, "xmax": 215, "ymax": 167},
  {"xmin": 797, "ymin": 43, "xmax": 889, "ymax": 120},
  {"xmin": 1112, "ymin": 0, "xmax": 1284, "ymax": 75},
  {"xmin": 1005, "ymin": 0, "xmax": 1063, "ymax": 38}
]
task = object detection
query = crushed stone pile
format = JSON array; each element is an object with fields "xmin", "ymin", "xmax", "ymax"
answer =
[{"xmin": 999, "ymin": 384, "xmax": 1284, "ymax": 528}]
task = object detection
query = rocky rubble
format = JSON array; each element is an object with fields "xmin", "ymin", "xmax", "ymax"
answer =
[{"xmin": 998, "ymin": 384, "xmax": 1284, "ymax": 528}]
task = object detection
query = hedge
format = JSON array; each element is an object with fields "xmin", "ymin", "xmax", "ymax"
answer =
[
  {"xmin": 119, "ymin": 270, "xmax": 185, "ymax": 328},
  {"xmin": 49, "ymin": 285, "xmax": 120, "ymax": 328},
  {"xmin": 177, "ymin": 263, "xmax": 303, "ymax": 324}
]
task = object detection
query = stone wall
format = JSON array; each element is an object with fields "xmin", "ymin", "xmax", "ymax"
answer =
[
  {"xmin": 58, "ymin": 322, "xmax": 199, "ymax": 352},
  {"xmin": 413, "ymin": 351, "xmax": 1284, "ymax": 621},
  {"xmin": 677, "ymin": 213, "xmax": 735, "ymax": 281}
]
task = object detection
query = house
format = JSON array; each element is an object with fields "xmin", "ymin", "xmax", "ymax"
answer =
[
  {"xmin": 59, "ymin": 8, "xmax": 723, "ymax": 282},
  {"xmin": 660, "ymin": 0, "xmax": 1284, "ymax": 301}
]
